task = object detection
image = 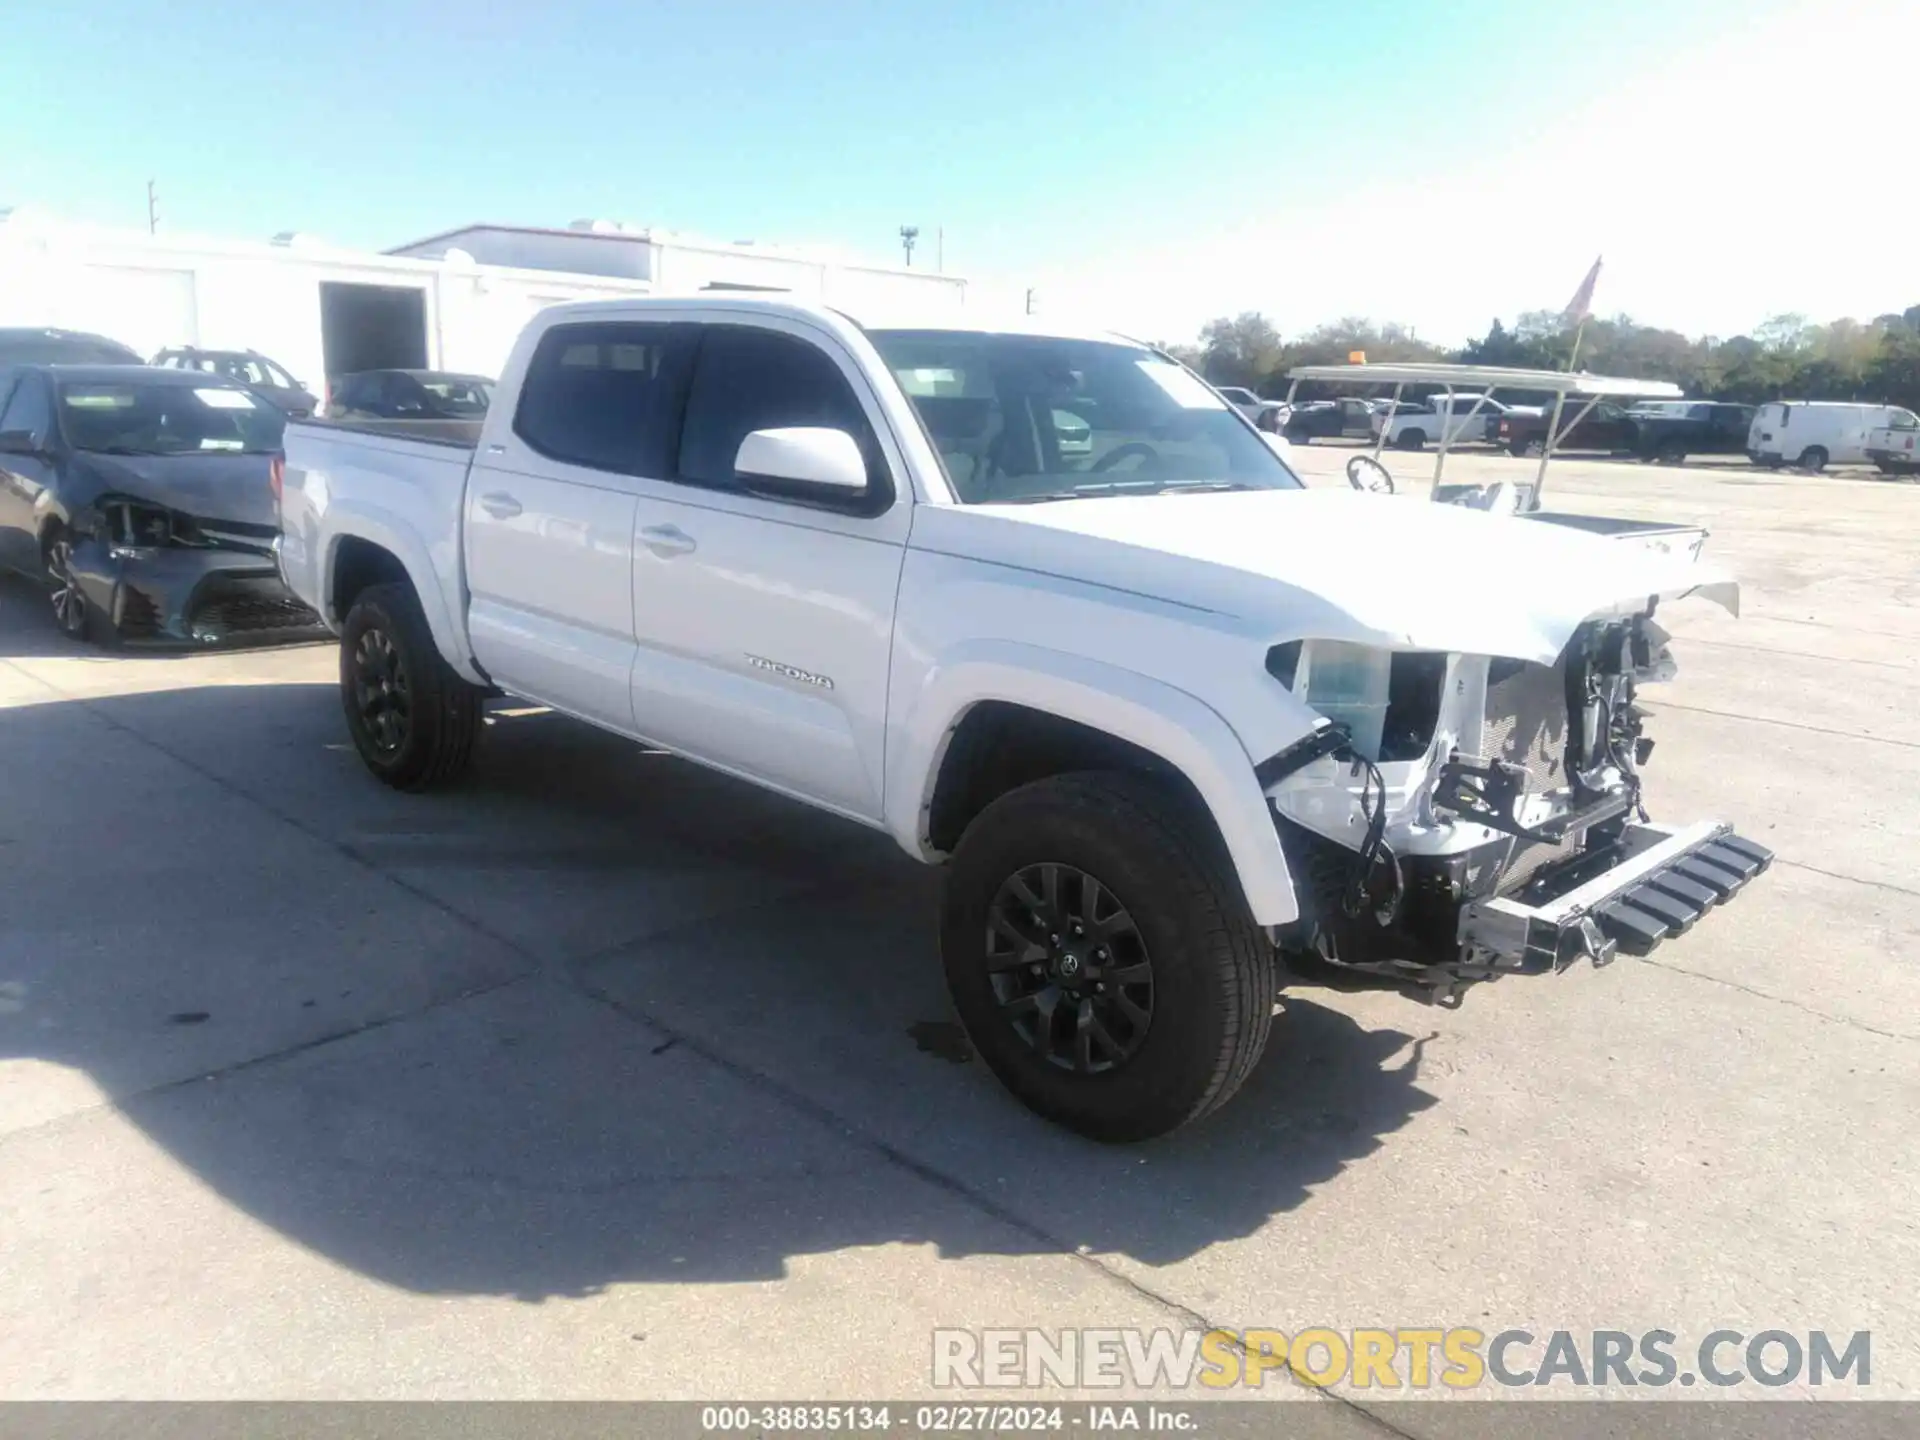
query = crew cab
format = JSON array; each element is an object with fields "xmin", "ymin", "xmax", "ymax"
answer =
[
  {"xmin": 1624, "ymin": 401, "xmax": 1754, "ymax": 465},
  {"xmin": 1493, "ymin": 401, "xmax": 1636, "ymax": 457},
  {"xmin": 1371, "ymin": 394, "xmax": 1538, "ymax": 450},
  {"xmin": 277, "ymin": 298, "xmax": 1770, "ymax": 1142},
  {"xmin": 1284, "ymin": 397, "xmax": 1381, "ymax": 444}
]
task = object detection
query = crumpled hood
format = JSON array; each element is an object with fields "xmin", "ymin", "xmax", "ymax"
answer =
[
  {"xmin": 915, "ymin": 488, "xmax": 1737, "ymax": 663},
  {"xmin": 71, "ymin": 451, "xmax": 278, "ymax": 530}
]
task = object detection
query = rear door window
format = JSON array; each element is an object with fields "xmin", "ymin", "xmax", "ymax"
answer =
[{"xmin": 513, "ymin": 321, "xmax": 692, "ymax": 477}]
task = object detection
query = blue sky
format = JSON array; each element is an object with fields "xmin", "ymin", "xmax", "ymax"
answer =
[{"xmin": 3, "ymin": 0, "xmax": 1909, "ymax": 342}]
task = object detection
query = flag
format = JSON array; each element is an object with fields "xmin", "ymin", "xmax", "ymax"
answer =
[{"xmin": 1563, "ymin": 256, "xmax": 1602, "ymax": 325}]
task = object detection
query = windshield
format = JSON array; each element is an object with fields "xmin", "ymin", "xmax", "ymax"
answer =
[
  {"xmin": 56, "ymin": 380, "xmax": 285, "ymax": 455},
  {"xmin": 868, "ymin": 330, "xmax": 1302, "ymax": 503}
]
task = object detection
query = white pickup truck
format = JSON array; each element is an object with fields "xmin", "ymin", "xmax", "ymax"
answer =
[
  {"xmin": 1371, "ymin": 393, "xmax": 1540, "ymax": 451},
  {"xmin": 276, "ymin": 297, "xmax": 1770, "ymax": 1141}
]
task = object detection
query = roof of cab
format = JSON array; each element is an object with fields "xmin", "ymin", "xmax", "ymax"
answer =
[
  {"xmin": 23, "ymin": 364, "xmax": 249, "ymax": 386},
  {"xmin": 528, "ymin": 293, "xmax": 1149, "ymax": 350}
]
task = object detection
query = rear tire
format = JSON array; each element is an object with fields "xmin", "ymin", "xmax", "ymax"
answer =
[
  {"xmin": 1657, "ymin": 440, "xmax": 1688, "ymax": 466},
  {"xmin": 941, "ymin": 772, "xmax": 1276, "ymax": 1142},
  {"xmin": 1396, "ymin": 429, "xmax": 1426, "ymax": 451},
  {"xmin": 339, "ymin": 582, "xmax": 482, "ymax": 790},
  {"xmin": 1798, "ymin": 446, "xmax": 1829, "ymax": 473}
]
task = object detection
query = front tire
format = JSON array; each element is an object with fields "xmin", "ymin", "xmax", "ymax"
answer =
[
  {"xmin": 1799, "ymin": 446, "xmax": 1829, "ymax": 473},
  {"xmin": 339, "ymin": 582, "xmax": 482, "ymax": 790},
  {"xmin": 941, "ymin": 773, "xmax": 1276, "ymax": 1142},
  {"xmin": 41, "ymin": 527, "xmax": 111, "ymax": 646},
  {"xmin": 1396, "ymin": 429, "xmax": 1426, "ymax": 451}
]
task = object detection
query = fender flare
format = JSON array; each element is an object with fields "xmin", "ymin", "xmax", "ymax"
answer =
[
  {"xmin": 886, "ymin": 641, "xmax": 1301, "ymax": 926},
  {"xmin": 320, "ymin": 510, "xmax": 483, "ymax": 685}
]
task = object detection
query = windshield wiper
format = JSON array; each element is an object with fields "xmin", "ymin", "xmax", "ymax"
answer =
[
  {"xmin": 1001, "ymin": 480, "xmax": 1164, "ymax": 504},
  {"xmin": 1002, "ymin": 479, "xmax": 1258, "ymax": 503}
]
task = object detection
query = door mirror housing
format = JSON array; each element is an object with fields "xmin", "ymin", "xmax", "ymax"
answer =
[
  {"xmin": 734, "ymin": 427, "xmax": 867, "ymax": 497},
  {"xmin": 0, "ymin": 430, "xmax": 43, "ymax": 457}
]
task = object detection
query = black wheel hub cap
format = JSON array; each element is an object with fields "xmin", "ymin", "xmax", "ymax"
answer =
[
  {"xmin": 985, "ymin": 862, "xmax": 1154, "ymax": 1074},
  {"xmin": 352, "ymin": 627, "xmax": 412, "ymax": 756}
]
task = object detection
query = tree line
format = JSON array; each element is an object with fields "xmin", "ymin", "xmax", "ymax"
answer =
[{"xmin": 1165, "ymin": 306, "xmax": 1920, "ymax": 409}]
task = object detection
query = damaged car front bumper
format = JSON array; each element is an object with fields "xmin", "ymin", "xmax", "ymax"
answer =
[
  {"xmin": 66, "ymin": 538, "xmax": 325, "ymax": 646},
  {"xmin": 1261, "ymin": 611, "xmax": 1771, "ymax": 1006}
]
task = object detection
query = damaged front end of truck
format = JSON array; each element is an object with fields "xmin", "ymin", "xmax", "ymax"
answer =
[{"xmin": 1259, "ymin": 603, "xmax": 1772, "ymax": 1007}]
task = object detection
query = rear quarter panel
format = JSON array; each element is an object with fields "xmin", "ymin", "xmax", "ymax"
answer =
[{"xmin": 279, "ymin": 422, "xmax": 482, "ymax": 682}]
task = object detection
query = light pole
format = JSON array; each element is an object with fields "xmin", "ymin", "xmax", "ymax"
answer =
[{"xmin": 899, "ymin": 225, "xmax": 919, "ymax": 267}]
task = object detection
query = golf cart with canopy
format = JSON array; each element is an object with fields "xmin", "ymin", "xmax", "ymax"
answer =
[{"xmin": 1283, "ymin": 362, "xmax": 1710, "ymax": 560}]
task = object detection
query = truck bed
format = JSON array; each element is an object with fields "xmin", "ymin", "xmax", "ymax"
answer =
[
  {"xmin": 276, "ymin": 418, "xmax": 480, "ymax": 665},
  {"xmin": 294, "ymin": 417, "xmax": 485, "ymax": 449}
]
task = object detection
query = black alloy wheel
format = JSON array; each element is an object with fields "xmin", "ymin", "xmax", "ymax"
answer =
[
  {"xmin": 986, "ymin": 862, "xmax": 1154, "ymax": 1074},
  {"xmin": 44, "ymin": 534, "xmax": 90, "ymax": 640},
  {"xmin": 351, "ymin": 625, "xmax": 412, "ymax": 757},
  {"xmin": 338, "ymin": 582, "xmax": 482, "ymax": 790},
  {"xmin": 941, "ymin": 772, "xmax": 1278, "ymax": 1141}
]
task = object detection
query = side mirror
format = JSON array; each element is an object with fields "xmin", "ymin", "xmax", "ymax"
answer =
[
  {"xmin": 0, "ymin": 430, "xmax": 42, "ymax": 457},
  {"xmin": 1260, "ymin": 432, "xmax": 1294, "ymax": 460},
  {"xmin": 734, "ymin": 426, "xmax": 867, "ymax": 497}
]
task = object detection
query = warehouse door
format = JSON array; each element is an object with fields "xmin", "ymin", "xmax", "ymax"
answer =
[{"xmin": 319, "ymin": 282, "xmax": 428, "ymax": 383}]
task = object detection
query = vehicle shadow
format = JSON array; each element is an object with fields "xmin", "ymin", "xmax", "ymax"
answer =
[{"xmin": 0, "ymin": 676, "xmax": 1437, "ymax": 1300}]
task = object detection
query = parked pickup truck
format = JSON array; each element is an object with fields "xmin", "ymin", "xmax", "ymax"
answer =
[
  {"xmin": 277, "ymin": 298, "xmax": 1771, "ymax": 1141},
  {"xmin": 1283, "ymin": 397, "xmax": 1382, "ymax": 444},
  {"xmin": 1623, "ymin": 401, "xmax": 1755, "ymax": 465},
  {"xmin": 1371, "ymin": 394, "xmax": 1539, "ymax": 450},
  {"xmin": 1859, "ymin": 407, "xmax": 1920, "ymax": 476},
  {"xmin": 1214, "ymin": 385, "xmax": 1286, "ymax": 428},
  {"xmin": 1492, "ymin": 401, "xmax": 1636, "ymax": 457}
]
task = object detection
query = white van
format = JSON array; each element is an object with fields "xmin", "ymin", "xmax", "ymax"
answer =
[{"xmin": 1747, "ymin": 401, "xmax": 1906, "ymax": 471}]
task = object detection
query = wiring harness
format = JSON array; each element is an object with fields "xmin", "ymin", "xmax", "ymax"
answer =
[{"xmin": 1339, "ymin": 747, "xmax": 1406, "ymax": 927}]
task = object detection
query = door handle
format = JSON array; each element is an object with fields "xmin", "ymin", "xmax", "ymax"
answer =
[
  {"xmin": 639, "ymin": 524, "xmax": 697, "ymax": 558},
  {"xmin": 478, "ymin": 491, "xmax": 523, "ymax": 520}
]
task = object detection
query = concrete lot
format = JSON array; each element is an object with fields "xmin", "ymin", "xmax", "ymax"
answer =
[{"xmin": 1, "ymin": 449, "xmax": 1916, "ymax": 1426}]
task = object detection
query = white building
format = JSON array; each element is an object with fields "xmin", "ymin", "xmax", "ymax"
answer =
[
  {"xmin": 0, "ymin": 207, "xmax": 969, "ymax": 391},
  {"xmin": 390, "ymin": 219, "xmax": 968, "ymax": 317}
]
